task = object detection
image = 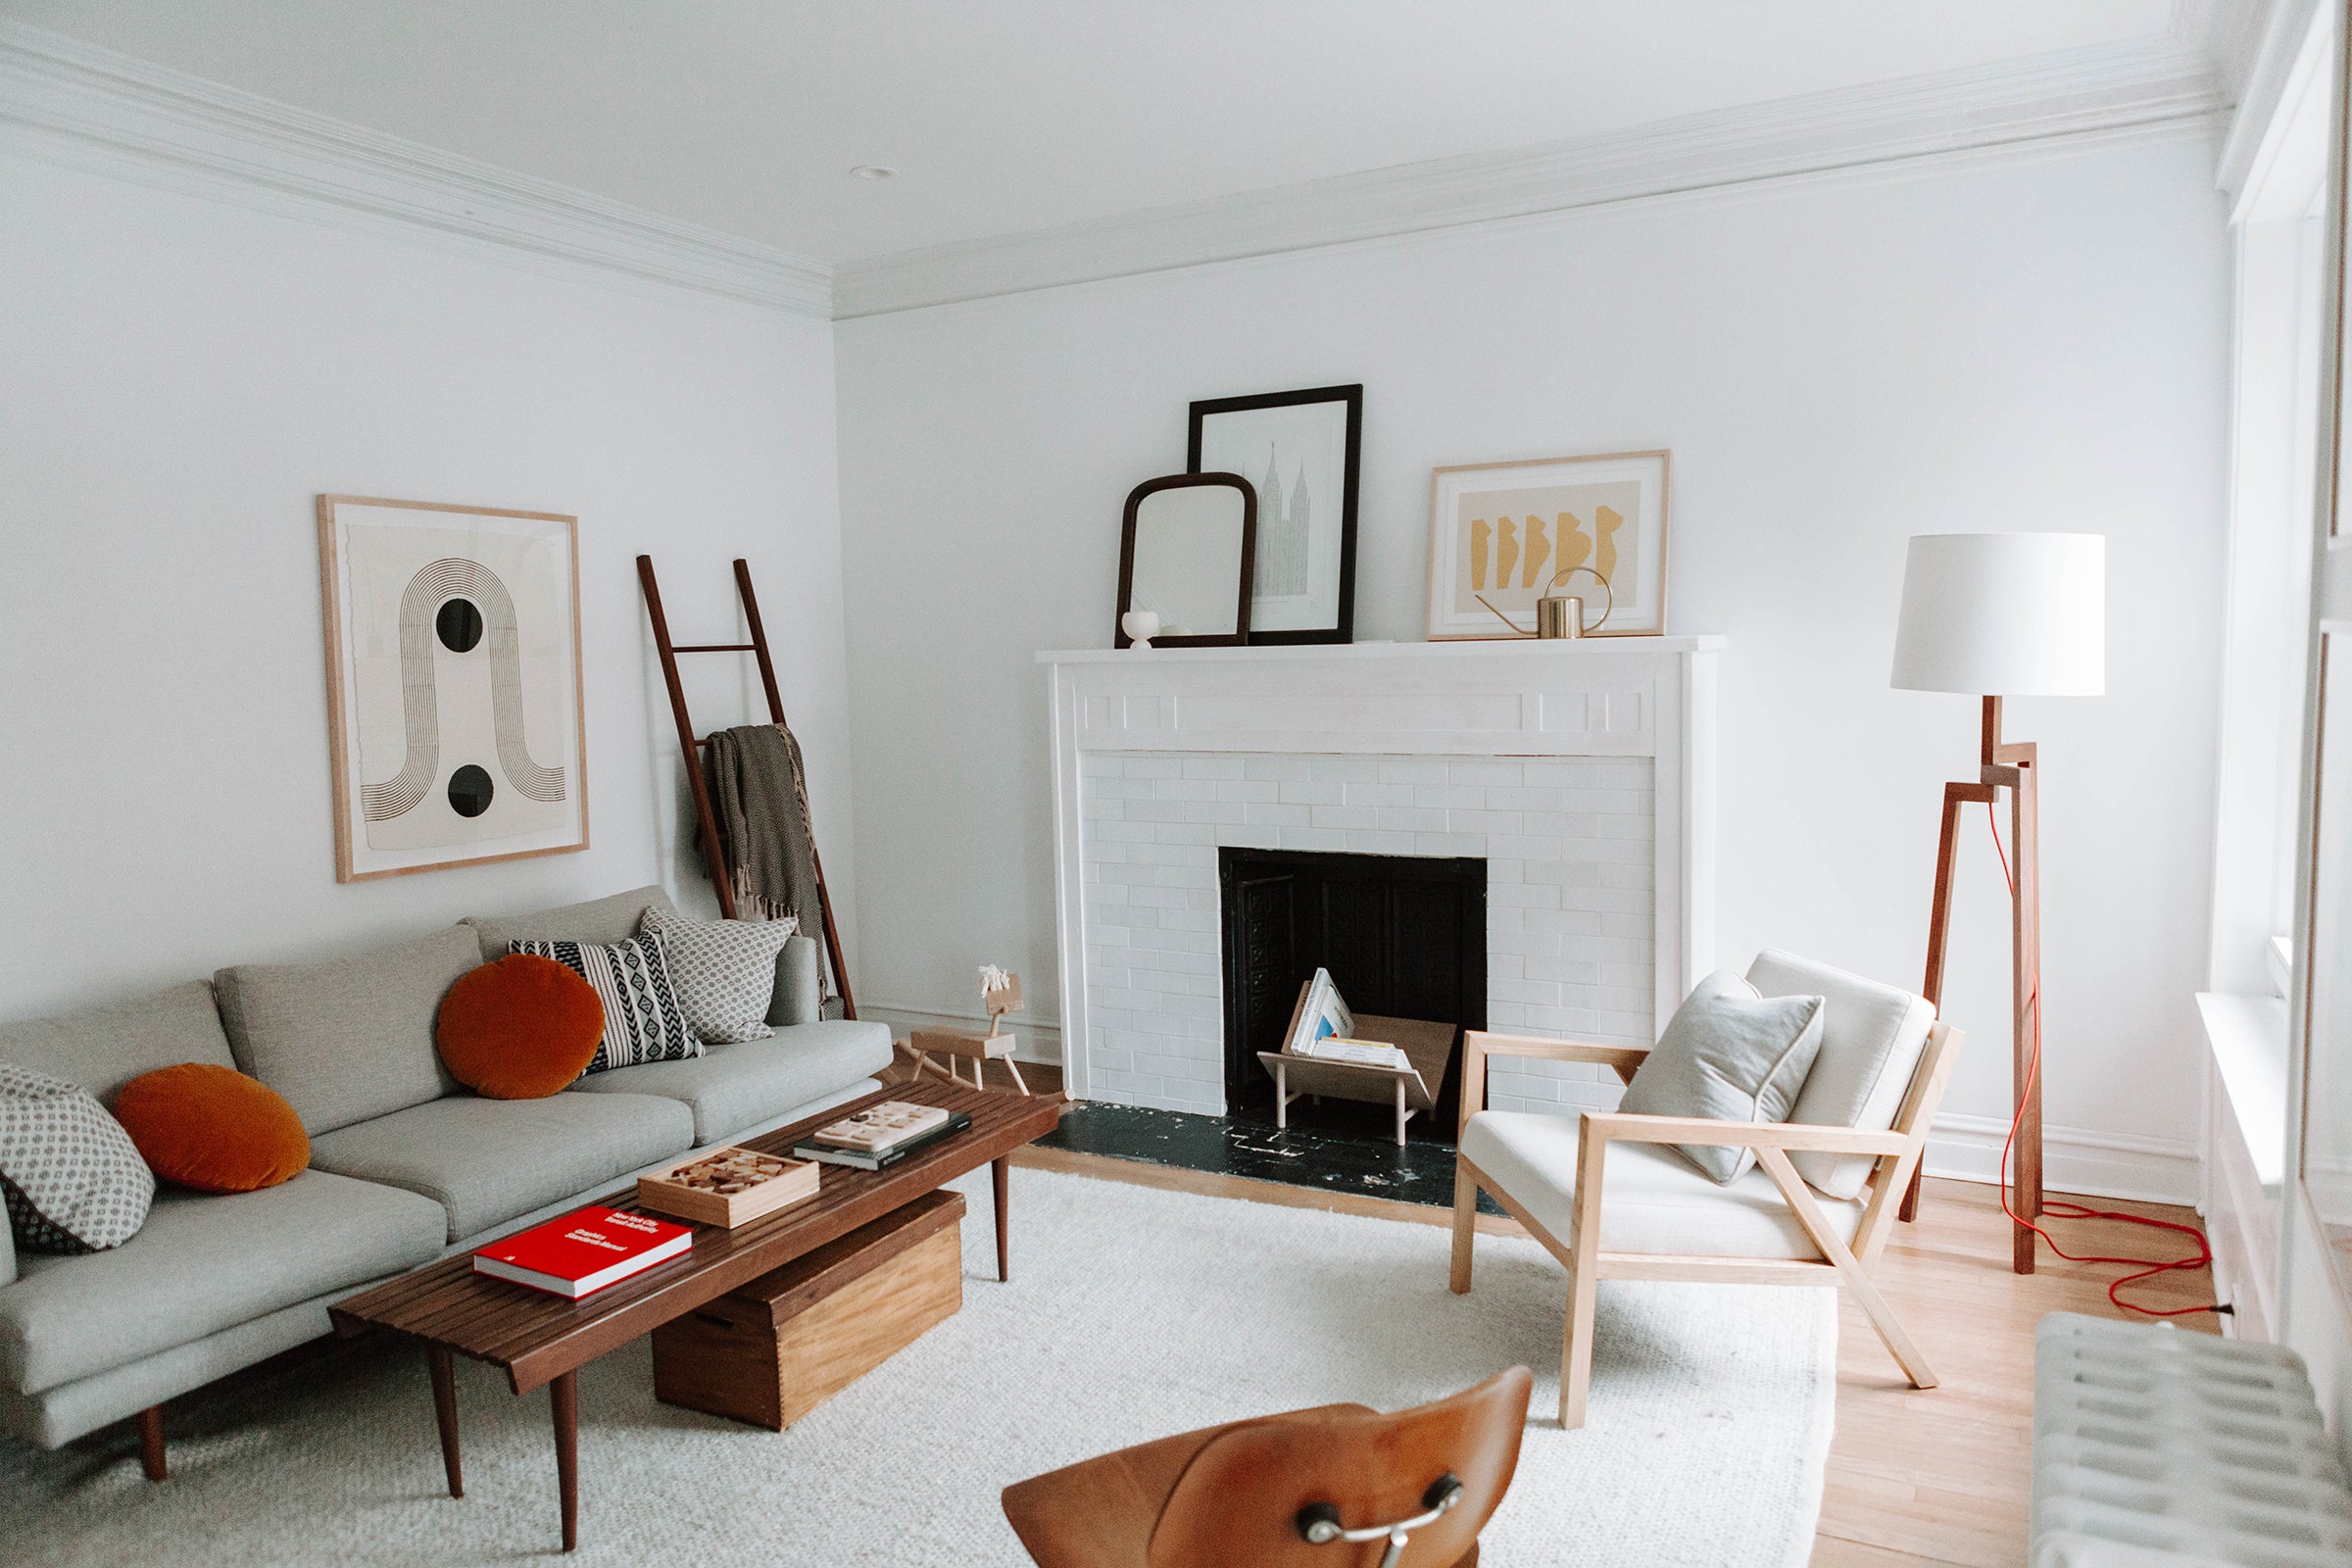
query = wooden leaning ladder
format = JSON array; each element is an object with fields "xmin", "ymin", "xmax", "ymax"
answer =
[{"xmin": 635, "ymin": 555, "xmax": 857, "ymax": 1019}]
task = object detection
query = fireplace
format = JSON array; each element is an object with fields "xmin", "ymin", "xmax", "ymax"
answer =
[
  {"xmin": 1041, "ymin": 638, "xmax": 1719, "ymax": 1120},
  {"xmin": 1219, "ymin": 847, "xmax": 1485, "ymax": 1139}
]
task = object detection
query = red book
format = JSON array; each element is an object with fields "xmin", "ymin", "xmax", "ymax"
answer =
[{"xmin": 472, "ymin": 1206, "xmax": 693, "ymax": 1299}]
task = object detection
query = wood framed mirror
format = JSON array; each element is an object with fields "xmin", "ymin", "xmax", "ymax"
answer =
[{"xmin": 1115, "ymin": 472, "xmax": 1257, "ymax": 648}]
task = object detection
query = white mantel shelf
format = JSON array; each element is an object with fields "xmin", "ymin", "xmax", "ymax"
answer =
[
  {"xmin": 1036, "ymin": 635, "xmax": 1726, "ymax": 664},
  {"xmin": 1042, "ymin": 637, "xmax": 1721, "ymax": 1112}
]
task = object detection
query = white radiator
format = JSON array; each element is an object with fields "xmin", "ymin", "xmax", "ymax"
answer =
[{"xmin": 2034, "ymin": 1312, "xmax": 2352, "ymax": 1566}]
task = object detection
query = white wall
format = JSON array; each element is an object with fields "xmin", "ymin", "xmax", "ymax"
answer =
[
  {"xmin": 835, "ymin": 127, "xmax": 2232, "ymax": 1197},
  {"xmin": 0, "ymin": 146, "xmax": 858, "ymax": 1014}
]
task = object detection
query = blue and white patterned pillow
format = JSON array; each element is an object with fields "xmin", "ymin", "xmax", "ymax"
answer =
[{"xmin": 506, "ymin": 935, "xmax": 702, "ymax": 1072}]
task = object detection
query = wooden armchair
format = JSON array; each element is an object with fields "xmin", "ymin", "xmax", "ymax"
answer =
[
  {"xmin": 1448, "ymin": 1013, "xmax": 1963, "ymax": 1429},
  {"xmin": 1002, "ymin": 1366, "xmax": 1533, "ymax": 1568}
]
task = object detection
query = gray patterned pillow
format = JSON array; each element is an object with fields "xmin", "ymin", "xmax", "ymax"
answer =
[
  {"xmin": 506, "ymin": 936, "xmax": 703, "ymax": 1072},
  {"xmin": 638, "ymin": 906, "xmax": 799, "ymax": 1045},
  {"xmin": 0, "ymin": 1062, "xmax": 156, "ymax": 1252}
]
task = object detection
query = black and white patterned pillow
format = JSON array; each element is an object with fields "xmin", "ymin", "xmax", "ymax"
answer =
[
  {"xmin": 507, "ymin": 936, "xmax": 703, "ymax": 1072},
  {"xmin": 0, "ymin": 1061, "xmax": 156, "ymax": 1253},
  {"xmin": 638, "ymin": 906, "xmax": 799, "ymax": 1045}
]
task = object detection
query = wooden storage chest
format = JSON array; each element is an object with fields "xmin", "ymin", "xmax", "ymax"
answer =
[{"xmin": 651, "ymin": 1189, "xmax": 964, "ymax": 1431}]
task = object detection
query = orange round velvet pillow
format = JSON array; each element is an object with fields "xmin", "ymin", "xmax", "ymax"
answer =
[
  {"xmin": 436, "ymin": 955, "xmax": 605, "ymax": 1100},
  {"xmin": 114, "ymin": 1063, "xmax": 311, "ymax": 1194}
]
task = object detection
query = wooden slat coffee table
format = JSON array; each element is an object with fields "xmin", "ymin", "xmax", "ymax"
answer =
[{"xmin": 330, "ymin": 1080, "xmax": 1060, "ymax": 1552}]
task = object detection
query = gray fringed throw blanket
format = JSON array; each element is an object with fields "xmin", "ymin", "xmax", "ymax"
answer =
[{"xmin": 701, "ymin": 723, "xmax": 829, "ymax": 1000}]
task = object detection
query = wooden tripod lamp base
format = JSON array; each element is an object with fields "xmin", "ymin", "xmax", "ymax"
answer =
[
  {"xmin": 1903, "ymin": 696, "xmax": 2041, "ymax": 1273},
  {"xmin": 1888, "ymin": 530, "xmax": 2103, "ymax": 1278}
]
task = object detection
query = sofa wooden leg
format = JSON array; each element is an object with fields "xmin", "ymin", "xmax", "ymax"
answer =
[{"xmin": 136, "ymin": 1405, "xmax": 167, "ymax": 1481}]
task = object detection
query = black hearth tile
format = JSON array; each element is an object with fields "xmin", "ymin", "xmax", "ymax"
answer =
[{"xmin": 1037, "ymin": 1103, "xmax": 1505, "ymax": 1216}]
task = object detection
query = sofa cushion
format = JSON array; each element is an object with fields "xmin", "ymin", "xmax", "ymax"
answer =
[
  {"xmin": 0, "ymin": 980, "xmax": 237, "ymax": 1102},
  {"xmin": 567, "ymin": 1019, "xmax": 895, "ymax": 1143},
  {"xmin": 460, "ymin": 884, "xmax": 679, "ymax": 963},
  {"xmin": 113, "ymin": 1064, "xmax": 311, "ymax": 1194},
  {"xmin": 0, "ymin": 1063, "xmax": 155, "ymax": 1253},
  {"xmin": 308, "ymin": 1092, "xmax": 694, "ymax": 1242},
  {"xmin": 639, "ymin": 906, "xmax": 798, "ymax": 1044},
  {"xmin": 0, "ymin": 1170, "xmax": 444, "ymax": 1396},
  {"xmin": 214, "ymin": 927, "xmax": 479, "ymax": 1137},
  {"xmin": 1461, "ymin": 1109, "xmax": 1864, "ymax": 1262},
  {"xmin": 435, "ymin": 955, "xmax": 604, "ymax": 1100},
  {"xmin": 1748, "ymin": 950, "xmax": 1936, "ymax": 1200}
]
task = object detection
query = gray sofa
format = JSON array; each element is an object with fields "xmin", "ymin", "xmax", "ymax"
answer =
[{"xmin": 0, "ymin": 885, "xmax": 894, "ymax": 1462}]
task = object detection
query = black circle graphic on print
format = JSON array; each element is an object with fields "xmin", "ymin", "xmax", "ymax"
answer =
[
  {"xmin": 447, "ymin": 764, "xmax": 494, "ymax": 818},
  {"xmin": 436, "ymin": 598, "xmax": 485, "ymax": 654}
]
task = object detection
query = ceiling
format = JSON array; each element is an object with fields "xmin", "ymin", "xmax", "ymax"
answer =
[{"xmin": 1, "ymin": 1, "xmax": 2195, "ymax": 266}]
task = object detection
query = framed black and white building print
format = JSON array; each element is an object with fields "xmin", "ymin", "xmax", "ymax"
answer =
[
  {"xmin": 1188, "ymin": 383, "xmax": 1361, "ymax": 644},
  {"xmin": 317, "ymin": 495, "xmax": 588, "ymax": 881}
]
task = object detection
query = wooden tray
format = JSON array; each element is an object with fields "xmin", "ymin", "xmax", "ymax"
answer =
[{"xmin": 638, "ymin": 1147, "xmax": 819, "ymax": 1228}]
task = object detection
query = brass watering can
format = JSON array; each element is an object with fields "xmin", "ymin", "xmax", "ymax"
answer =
[{"xmin": 1476, "ymin": 565, "xmax": 1613, "ymax": 639}]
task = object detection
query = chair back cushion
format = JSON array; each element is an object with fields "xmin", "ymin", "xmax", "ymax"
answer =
[
  {"xmin": 1148, "ymin": 1366, "xmax": 1532, "ymax": 1568},
  {"xmin": 1746, "ymin": 949, "xmax": 1936, "ymax": 1199},
  {"xmin": 1618, "ymin": 971, "xmax": 1825, "ymax": 1184}
]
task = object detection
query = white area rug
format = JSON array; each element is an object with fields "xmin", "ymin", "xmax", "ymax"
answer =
[{"xmin": 0, "ymin": 1166, "xmax": 1836, "ymax": 1566}]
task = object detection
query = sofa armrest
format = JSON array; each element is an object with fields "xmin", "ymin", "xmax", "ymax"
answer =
[
  {"xmin": 1458, "ymin": 1031, "xmax": 1650, "ymax": 1134},
  {"xmin": 766, "ymin": 934, "xmax": 823, "ymax": 1028}
]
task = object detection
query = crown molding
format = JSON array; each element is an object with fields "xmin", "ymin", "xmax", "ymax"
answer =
[
  {"xmin": 835, "ymin": 37, "xmax": 2226, "ymax": 319},
  {"xmin": 0, "ymin": 20, "xmax": 832, "ymax": 318}
]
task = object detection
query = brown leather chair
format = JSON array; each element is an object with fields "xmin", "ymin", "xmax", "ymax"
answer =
[{"xmin": 1001, "ymin": 1366, "xmax": 1533, "ymax": 1568}]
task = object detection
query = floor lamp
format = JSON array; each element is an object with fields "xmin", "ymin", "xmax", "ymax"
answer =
[{"xmin": 1889, "ymin": 532, "xmax": 2104, "ymax": 1274}]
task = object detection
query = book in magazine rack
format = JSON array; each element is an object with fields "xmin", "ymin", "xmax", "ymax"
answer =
[{"xmin": 1256, "ymin": 979, "xmax": 1459, "ymax": 1147}]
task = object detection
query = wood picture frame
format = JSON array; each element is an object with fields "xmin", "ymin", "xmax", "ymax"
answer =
[
  {"xmin": 1426, "ymin": 450, "xmax": 1671, "ymax": 640},
  {"xmin": 1188, "ymin": 383, "xmax": 1361, "ymax": 645},
  {"xmin": 1114, "ymin": 471, "xmax": 1257, "ymax": 648},
  {"xmin": 318, "ymin": 494, "xmax": 589, "ymax": 882}
]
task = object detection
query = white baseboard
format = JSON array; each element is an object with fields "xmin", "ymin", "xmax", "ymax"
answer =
[
  {"xmin": 1924, "ymin": 1112, "xmax": 2199, "ymax": 1207},
  {"xmin": 862, "ymin": 1000, "xmax": 1063, "ymax": 1065}
]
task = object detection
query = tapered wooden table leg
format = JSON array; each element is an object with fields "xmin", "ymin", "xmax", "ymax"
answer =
[
  {"xmin": 135, "ymin": 1405, "xmax": 166, "ymax": 1482},
  {"xmin": 427, "ymin": 1345, "xmax": 464, "ymax": 1497},
  {"xmin": 993, "ymin": 1154, "xmax": 1011, "ymax": 1282},
  {"xmin": 550, "ymin": 1370, "xmax": 579, "ymax": 1552}
]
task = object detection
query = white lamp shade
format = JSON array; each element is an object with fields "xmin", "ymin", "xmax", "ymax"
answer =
[{"xmin": 1889, "ymin": 532, "xmax": 2104, "ymax": 696}]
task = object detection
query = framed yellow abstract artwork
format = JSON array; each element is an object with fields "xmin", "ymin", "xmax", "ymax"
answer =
[{"xmin": 1425, "ymin": 450, "xmax": 1670, "ymax": 639}]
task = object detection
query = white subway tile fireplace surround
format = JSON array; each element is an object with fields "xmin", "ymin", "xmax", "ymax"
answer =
[{"xmin": 1042, "ymin": 639, "xmax": 1721, "ymax": 1119}]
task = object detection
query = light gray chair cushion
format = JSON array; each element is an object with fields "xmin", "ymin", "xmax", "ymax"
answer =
[
  {"xmin": 1618, "ymin": 971, "xmax": 1825, "ymax": 1183},
  {"xmin": 214, "ymin": 927, "xmax": 479, "ymax": 1137},
  {"xmin": 567, "ymin": 1019, "xmax": 895, "ymax": 1143},
  {"xmin": 1462, "ymin": 1109, "xmax": 1865, "ymax": 1261},
  {"xmin": 0, "ymin": 980, "xmax": 237, "ymax": 1102},
  {"xmin": 1747, "ymin": 949, "xmax": 1936, "ymax": 1200},
  {"xmin": 460, "ymin": 885, "xmax": 680, "ymax": 962},
  {"xmin": 308, "ymin": 1092, "xmax": 695, "ymax": 1242},
  {"xmin": 0, "ymin": 1171, "xmax": 444, "ymax": 1396}
]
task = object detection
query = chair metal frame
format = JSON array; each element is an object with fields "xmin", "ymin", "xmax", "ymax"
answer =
[{"xmin": 1448, "ymin": 1021, "xmax": 1964, "ymax": 1428}]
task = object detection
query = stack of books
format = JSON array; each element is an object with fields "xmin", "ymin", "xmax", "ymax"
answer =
[{"xmin": 793, "ymin": 1101, "xmax": 971, "ymax": 1170}]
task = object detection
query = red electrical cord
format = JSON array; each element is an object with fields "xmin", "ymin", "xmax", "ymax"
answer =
[{"xmin": 1980, "ymin": 802, "xmax": 2217, "ymax": 1317}]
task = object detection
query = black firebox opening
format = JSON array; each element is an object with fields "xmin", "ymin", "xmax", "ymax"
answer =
[{"xmin": 1218, "ymin": 846, "xmax": 1487, "ymax": 1144}]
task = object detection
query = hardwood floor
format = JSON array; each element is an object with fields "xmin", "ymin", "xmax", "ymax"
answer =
[{"xmin": 1004, "ymin": 1133, "xmax": 2217, "ymax": 1567}]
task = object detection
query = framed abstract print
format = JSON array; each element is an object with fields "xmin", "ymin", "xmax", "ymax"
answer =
[
  {"xmin": 317, "ymin": 495, "xmax": 588, "ymax": 881},
  {"xmin": 1426, "ymin": 450, "xmax": 1671, "ymax": 639},
  {"xmin": 1188, "ymin": 383, "xmax": 1361, "ymax": 644}
]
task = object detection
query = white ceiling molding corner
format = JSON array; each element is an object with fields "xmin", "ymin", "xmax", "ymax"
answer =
[
  {"xmin": 0, "ymin": 19, "xmax": 833, "ymax": 318},
  {"xmin": 832, "ymin": 37, "xmax": 2226, "ymax": 320},
  {"xmin": 2216, "ymin": 0, "xmax": 2321, "ymax": 201}
]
